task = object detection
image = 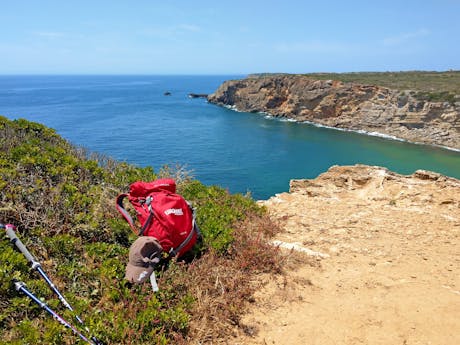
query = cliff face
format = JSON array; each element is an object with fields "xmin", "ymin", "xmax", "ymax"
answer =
[{"xmin": 207, "ymin": 75, "xmax": 460, "ymax": 150}]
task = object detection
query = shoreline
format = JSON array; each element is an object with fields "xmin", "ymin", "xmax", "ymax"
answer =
[
  {"xmin": 208, "ymin": 75, "xmax": 460, "ymax": 151},
  {"xmin": 220, "ymin": 103, "xmax": 460, "ymax": 153}
]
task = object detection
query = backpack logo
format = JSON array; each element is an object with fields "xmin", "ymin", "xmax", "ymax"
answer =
[{"xmin": 164, "ymin": 208, "xmax": 184, "ymax": 216}]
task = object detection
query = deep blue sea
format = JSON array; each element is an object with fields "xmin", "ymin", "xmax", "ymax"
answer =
[{"xmin": 1, "ymin": 75, "xmax": 459, "ymax": 200}]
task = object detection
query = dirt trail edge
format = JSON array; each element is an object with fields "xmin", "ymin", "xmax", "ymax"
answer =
[{"xmin": 236, "ymin": 165, "xmax": 459, "ymax": 345}]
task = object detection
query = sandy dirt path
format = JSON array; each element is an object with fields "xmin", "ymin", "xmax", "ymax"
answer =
[{"xmin": 235, "ymin": 165, "xmax": 460, "ymax": 345}]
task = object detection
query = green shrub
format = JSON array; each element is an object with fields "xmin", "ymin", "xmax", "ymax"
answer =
[
  {"xmin": 180, "ymin": 181, "xmax": 262, "ymax": 252},
  {"xmin": 0, "ymin": 116, "xmax": 280, "ymax": 344},
  {"xmin": 414, "ymin": 91, "xmax": 457, "ymax": 105}
]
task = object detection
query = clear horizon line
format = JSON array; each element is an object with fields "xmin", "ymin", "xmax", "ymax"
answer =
[{"xmin": 0, "ymin": 69, "xmax": 459, "ymax": 77}]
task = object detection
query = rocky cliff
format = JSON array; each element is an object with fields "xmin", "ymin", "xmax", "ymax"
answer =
[
  {"xmin": 237, "ymin": 165, "xmax": 460, "ymax": 344},
  {"xmin": 207, "ymin": 75, "xmax": 460, "ymax": 150}
]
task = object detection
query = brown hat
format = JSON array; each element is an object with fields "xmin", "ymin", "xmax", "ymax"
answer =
[{"xmin": 125, "ymin": 237, "xmax": 163, "ymax": 284}]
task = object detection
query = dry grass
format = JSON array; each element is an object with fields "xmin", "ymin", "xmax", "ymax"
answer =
[{"xmin": 160, "ymin": 212, "xmax": 284, "ymax": 344}]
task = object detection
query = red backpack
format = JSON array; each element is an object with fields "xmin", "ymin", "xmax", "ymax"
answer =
[{"xmin": 116, "ymin": 178, "xmax": 200, "ymax": 258}]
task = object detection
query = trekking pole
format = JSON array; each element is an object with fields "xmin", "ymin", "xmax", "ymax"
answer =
[
  {"xmin": 2, "ymin": 224, "xmax": 104, "ymax": 345},
  {"xmin": 14, "ymin": 280, "xmax": 96, "ymax": 345}
]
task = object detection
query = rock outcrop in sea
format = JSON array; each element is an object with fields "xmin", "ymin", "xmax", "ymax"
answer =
[{"xmin": 207, "ymin": 75, "xmax": 460, "ymax": 150}]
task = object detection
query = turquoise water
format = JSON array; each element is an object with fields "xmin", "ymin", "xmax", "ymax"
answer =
[{"xmin": 1, "ymin": 75, "xmax": 459, "ymax": 199}]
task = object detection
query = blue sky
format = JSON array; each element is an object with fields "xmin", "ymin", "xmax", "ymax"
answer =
[{"xmin": 1, "ymin": 0, "xmax": 459, "ymax": 74}]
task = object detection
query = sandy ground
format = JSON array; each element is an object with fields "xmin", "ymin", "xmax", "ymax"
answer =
[{"xmin": 235, "ymin": 165, "xmax": 460, "ymax": 345}]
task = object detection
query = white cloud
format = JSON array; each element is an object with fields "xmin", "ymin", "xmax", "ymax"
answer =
[
  {"xmin": 140, "ymin": 23, "xmax": 202, "ymax": 39},
  {"xmin": 32, "ymin": 31, "xmax": 66, "ymax": 38},
  {"xmin": 274, "ymin": 41, "xmax": 352, "ymax": 54},
  {"xmin": 178, "ymin": 24, "xmax": 201, "ymax": 32},
  {"xmin": 383, "ymin": 29, "xmax": 430, "ymax": 46}
]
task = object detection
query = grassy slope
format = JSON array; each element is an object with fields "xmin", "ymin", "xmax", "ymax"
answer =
[
  {"xmin": 302, "ymin": 71, "xmax": 460, "ymax": 92},
  {"xmin": 0, "ymin": 116, "xmax": 281, "ymax": 344},
  {"xmin": 303, "ymin": 70, "xmax": 460, "ymax": 103},
  {"xmin": 252, "ymin": 70, "xmax": 460, "ymax": 103}
]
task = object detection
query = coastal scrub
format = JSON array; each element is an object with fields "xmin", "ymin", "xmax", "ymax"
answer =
[{"xmin": 0, "ymin": 116, "xmax": 281, "ymax": 344}]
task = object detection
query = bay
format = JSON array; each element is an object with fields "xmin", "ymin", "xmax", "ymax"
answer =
[{"xmin": 1, "ymin": 75, "xmax": 459, "ymax": 200}]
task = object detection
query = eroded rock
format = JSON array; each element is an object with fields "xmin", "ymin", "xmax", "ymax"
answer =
[{"xmin": 208, "ymin": 75, "xmax": 460, "ymax": 149}]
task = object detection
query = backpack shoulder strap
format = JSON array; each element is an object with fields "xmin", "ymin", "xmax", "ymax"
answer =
[
  {"xmin": 139, "ymin": 196, "xmax": 155, "ymax": 236},
  {"xmin": 116, "ymin": 193, "xmax": 157, "ymax": 236},
  {"xmin": 116, "ymin": 193, "xmax": 140, "ymax": 235},
  {"xmin": 168, "ymin": 205, "xmax": 202, "ymax": 258}
]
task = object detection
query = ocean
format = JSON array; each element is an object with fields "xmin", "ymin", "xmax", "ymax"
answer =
[{"xmin": 1, "ymin": 75, "xmax": 459, "ymax": 200}]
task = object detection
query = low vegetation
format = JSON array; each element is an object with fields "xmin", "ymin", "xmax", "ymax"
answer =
[
  {"xmin": 0, "ymin": 116, "xmax": 282, "ymax": 344},
  {"xmin": 301, "ymin": 70, "xmax": 460, "ymax": 104}
]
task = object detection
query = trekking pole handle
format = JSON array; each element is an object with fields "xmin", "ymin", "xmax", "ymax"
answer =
[
  {"xmin": 4, "ymin": 224, "xmax": 40, "ymax": 267},
  {"xmin": 3, "ymin": 224, "xmax": 104, "ymax": 345}
]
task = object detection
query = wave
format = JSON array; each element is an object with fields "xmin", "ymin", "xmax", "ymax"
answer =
[
  {"xmin": 301, "ymin": 120, "xmax": 460, "ymax": 152},
  {"xmin": 224, "ymin": 104, "xmax": 244, "ymax": 112}
]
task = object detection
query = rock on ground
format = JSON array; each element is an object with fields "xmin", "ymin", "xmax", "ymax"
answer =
[{"xmin": 234, "ymin": 165, "xmax": 460, "ymax": 345}]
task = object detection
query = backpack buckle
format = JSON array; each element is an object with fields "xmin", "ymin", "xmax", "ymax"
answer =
[{"xmin": 139, "ymin": 196, "xmax": 153, "ymax": 213}]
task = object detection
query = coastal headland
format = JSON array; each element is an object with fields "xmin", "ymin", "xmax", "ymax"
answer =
[
  {"xmin": 208, "ymin": 73, "xmax": 460, "ymax": 150},
  {"xmin": 208, "ymin": 73, "xmax": 460, "ymax": 343}
]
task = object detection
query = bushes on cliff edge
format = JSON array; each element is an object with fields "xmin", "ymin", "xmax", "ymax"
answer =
[{"xmin": 0, "ymin": 116, "xmax": 281, "ymax": 344}]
